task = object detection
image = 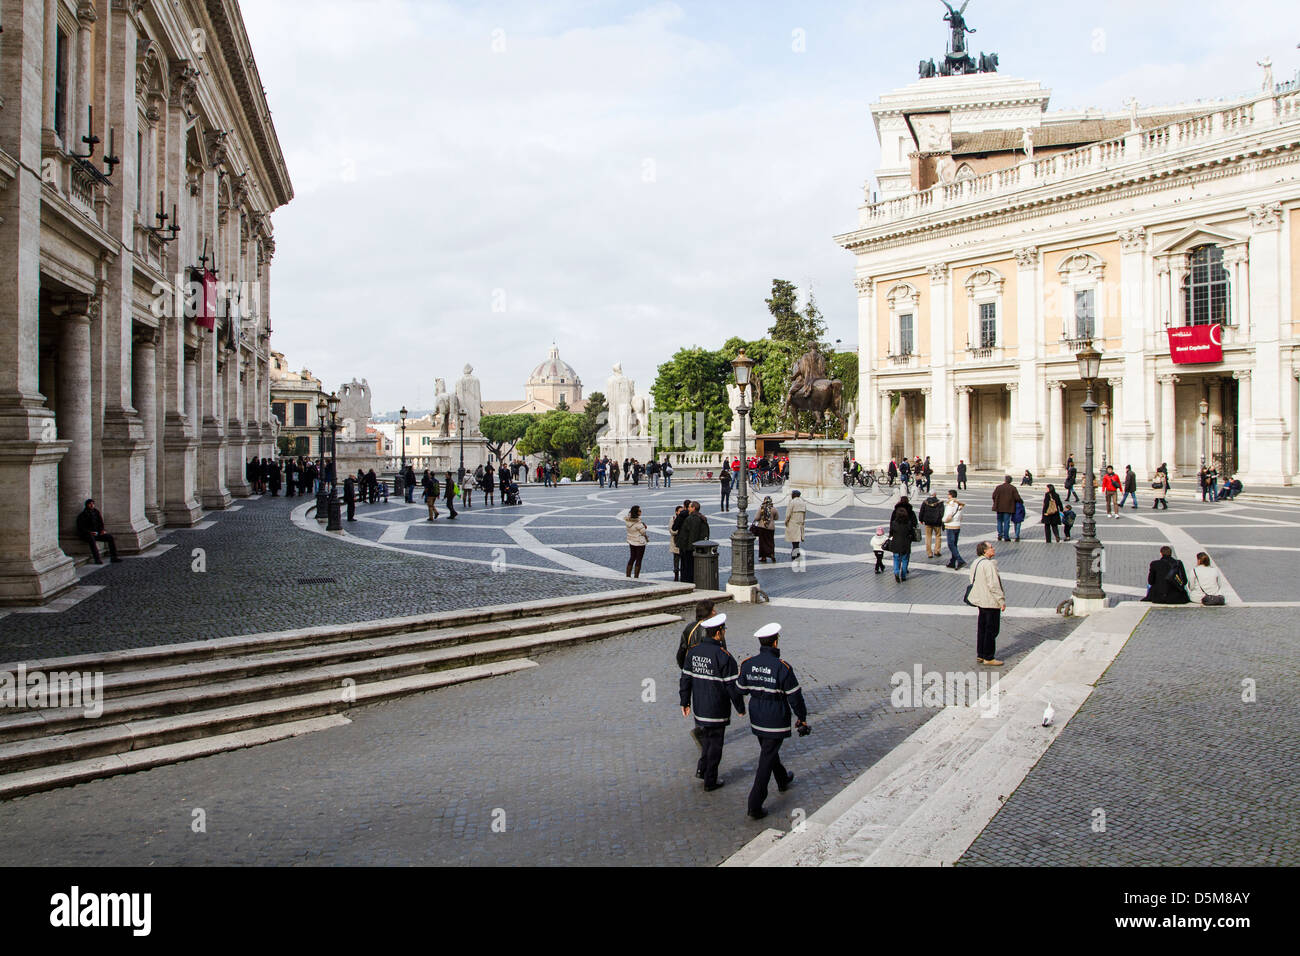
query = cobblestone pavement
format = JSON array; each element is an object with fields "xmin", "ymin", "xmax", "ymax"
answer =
[
  {"xmin": 0, "ymin": 493, "xmax": 645, "ymax": 661},
  {"xmin": 0, "ymin": 603, "xmax": 1076, "ymax": 866},
  {"xmin": 959, "ymin": 607, "xmax": 1300, "ymax": 866}
]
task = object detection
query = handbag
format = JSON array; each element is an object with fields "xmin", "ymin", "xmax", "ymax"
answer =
[
  {"xmin": 748, "ymin": 523, "xmax": 760, "ymax": 536},
  {"xmin": 962, "ymin": 558, "xmax": 983, "ymax": 607}
]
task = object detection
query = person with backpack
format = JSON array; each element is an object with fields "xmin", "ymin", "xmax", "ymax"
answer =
[
  {"xmin": 919, "ymin": 491, "xmax": 945, "ymax": 559},
  {"xmin": 1142, "ymin": 545, "xmax": 1190, "ymax": 604},
  {"xmin": 1041, "ymin": 483, "xmax": 1064, "ymax": 543},
  {"xmin": 443, "ymin": 471, "xmax": 459, "ymax": 520},
  {"xmin": 422, "ymin": 471, "xmax": 439, "ymax": 521}
]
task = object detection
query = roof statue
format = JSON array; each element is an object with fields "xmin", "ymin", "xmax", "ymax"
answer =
[{"xmin": 919, "ymin": 1, "xmax": 998, "ymax": 79}]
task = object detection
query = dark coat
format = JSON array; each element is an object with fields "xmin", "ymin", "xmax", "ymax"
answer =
[
  {"xmin": 992, "ymin": 482, "xmax": 1022, "ymax": 514},
  {"xmin": 678, "ymin": 511, "xmax": 711, "ymax": 552},
  {"xmin": 738, "ymin": 646, "xmax": 808, "ymax": 739},
  {"xmin": 1124, "ymin": 470, "xmax": 1137, "ymax": 493},
  {"xmin": 1042, "ymin": 490, "xmax": 1063, "ymax": 526},
  {"xmin": 886, "ymin": 503, "xmax": 918, "ymax": 554},
  {"xmin": 678, "ymin": 637, "xmax": 744, "ymax": 727},
  {"xmin": 1143, "ymin": 556, "xmax": 1190, "ymax": 604},
  {"xmin": 918, "ymin": 497, "xmax": 944, "ymax": 527},
  {"xmin": 76, "ymin": 506, "xmax": 105, "ymax": 538}
]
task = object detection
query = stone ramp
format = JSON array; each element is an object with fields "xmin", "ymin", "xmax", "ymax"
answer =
[
  {"xmin": 0, "ymin": 584, "xmax": 726, "ymax": 799},
  {"xmin": 723, "ymin": 601, "xmax": 1149, "ymax": 866}
]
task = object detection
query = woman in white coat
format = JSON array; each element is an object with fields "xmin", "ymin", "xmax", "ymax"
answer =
[
  {"xmin": 784, "ymin": 490, "xmax": 807, "ymax": 560},
  {"xmin": 1187, "ymin": 551, "xmax": 1227, "ymax": 605}
]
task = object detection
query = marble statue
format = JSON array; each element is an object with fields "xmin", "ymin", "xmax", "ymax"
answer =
[
  {"xmin": 606, "ymin": 363, "xmax": 634, "ymax": 437},
  {"xmin": 455, "ymin": 364, "xmax": 482, "ymax": 436},
  {"xmin": 431, "ymin": 377, "xmax": 459, "ymax": 438}
]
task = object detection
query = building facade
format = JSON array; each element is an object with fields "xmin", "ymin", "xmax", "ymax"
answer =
[
  {"xmin": 843, "ymin": 70, "xmax": 1300, "ymax": 484},
  {"xmin": 481, "ymin": 344, "xmax": 587, "ymax": 416},
  {"xmin": 268, "ymin": 352, "xmax": 322, "ymax": 457},
  {"xmin": 0, "ymin": 0, "xmax": 292, "ymax": 603}
]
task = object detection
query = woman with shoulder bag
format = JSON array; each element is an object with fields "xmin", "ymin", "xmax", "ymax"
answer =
[
  {"xmin": 1188, "ymin": 551, "xmax": 1227, "ymax": 606},
  {"xmin": 623, "ymin": 505, "xmax": 648, "ymax": 578},
  {"xmin": 753, "ymin": 497, "xmax": 777, "ymax": 563},
  {"xmin": 1041, "ymin": 484, "xmax": 1063, "ymax": 543},
  {"xmin": 1151, "ymin": 465, "xmax": 1169, "ymax": 510}
]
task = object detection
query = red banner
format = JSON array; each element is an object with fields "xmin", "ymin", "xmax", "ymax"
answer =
[
  {"xmin": 195, "ymin": 270, "xmax": 217, "ymax": 331},
  {"xmin": 1166, "ymin": 324, "xmax": 1222, "ymax": 364}
]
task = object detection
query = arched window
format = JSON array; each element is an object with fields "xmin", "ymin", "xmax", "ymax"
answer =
[{"xmin": 1183, "ymin": 245, "xmax": 1230, "ymax": 326}]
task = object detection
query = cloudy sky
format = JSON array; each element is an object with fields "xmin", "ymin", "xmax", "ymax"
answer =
[{"xmin": 240, "ymin": 0, "xmax": 1297, "ymax": 416}]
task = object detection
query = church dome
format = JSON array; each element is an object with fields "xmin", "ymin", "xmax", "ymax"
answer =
[{"xmin": 528, "ymin": 345, "xmax": 581, "ymax": 386}]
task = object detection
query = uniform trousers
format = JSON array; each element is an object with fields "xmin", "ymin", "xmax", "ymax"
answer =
[
  {"xmin": 696, "ymin": 725, "xmax": 726, "ymax": 786},
  {"xmin": 748, "ymin": 735, "xmax": 791, "ymax": 814}
]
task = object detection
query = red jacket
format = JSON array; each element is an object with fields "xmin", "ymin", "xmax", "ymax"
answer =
[{"xmin": 1102, "ymin": 473, "xmax": 1122, "ymax": 494}]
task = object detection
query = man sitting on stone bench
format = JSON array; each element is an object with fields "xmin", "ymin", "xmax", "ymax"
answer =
[{"xmin": 76, "ymin": 498, "xmax": 120, "ymax": 565}]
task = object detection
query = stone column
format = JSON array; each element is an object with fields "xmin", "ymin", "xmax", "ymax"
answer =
[
  {"xmin": 1208, "ymin": 377, "xmax": 1224, "ymax": 472},
  {"xmin": 133, "ymin": 327, "xmax": 161, "ymax": 525},
  {"xmin": 1117, "ymin": 227, "xmax": 1151, "ymax": 473},
  {"xmin": 1233, "ymin": 369, "xmax": 1252, "ymax": 477},
  {"xmin": 73, "ymin": 1, "xmax": 97, "ymax": 147},
  {"xmin": 1012, "ymin": 247, "xmax": 1041, "ymax": 470},
  {"xmin": 1048, "ymin": 381, "xmax": 1065, "ymax": 475},
  {"xmin": 42, "ymin": 0, "xmax": 58, "ymax": 140},
  {"xmin": 1158, "ymin": 375, "xmax": 1179, "ymax": 473},
  {"xmin": 927, "ymin": 263, "xmax": 951, "ymax": 470},
  {"xmin": 0, "ymin": 0, "xmax": 76, "ymax": 603},
  {"xmin": 879, "ymin": 389, "xmax": 892, "ymax": 464},
  {"xmin": 853, "ymin": 277, "xmax": 875, "ymax": 457},
  {"xmin": 1107, "ymin": 378, "xmax": 1124, "ymax": 470},
  {"xmin": 198, "ymin": 331, "xmax": 231, "ymax": 509},
  {"xmin": 956, "ymin": 386, "xmax": 972, "ymax": 466},
  {"xmin": 56, "ymin": 304, "xmax": 94, "ymax": 542},
  {"xmin": 1005, "ymin": 383, "xmax": 1019, "ymax": 472},
  {"xmin": 901, "ymin": 393, "xmax": 913, "ymax": 458}
]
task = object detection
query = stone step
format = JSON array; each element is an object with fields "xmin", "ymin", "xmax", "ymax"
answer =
[
  {"xmin": 0, "ymin": 612, "xmax": 680, "ymax": 753},
  {"xmin": 1, "ymin": 594, "xmax": 701, "ymax": 720},
  {"xmin": 0, "ymin": 657, "xmax": 543, "ymax": 781},
  {"xmin": 0, "ymin": 583, "xmax": 712, "ymax": 676}
]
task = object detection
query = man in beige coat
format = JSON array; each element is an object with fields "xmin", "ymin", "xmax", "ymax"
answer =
[
  {"xmin": 784, "ymin": 490, "xmax": 807, "ymax": 560},
  {"xmin": 968, "ymin": 541, "xmax": 1007, "ymax": 666}
]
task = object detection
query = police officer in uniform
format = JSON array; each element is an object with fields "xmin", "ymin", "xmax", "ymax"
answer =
[
  {"xmin": 679, "ymin": 613, "xmax": 745, "ymax": 791},
  {"xmin": 738, "ymin": 622, "xmax": 809, "ymax": 819}
]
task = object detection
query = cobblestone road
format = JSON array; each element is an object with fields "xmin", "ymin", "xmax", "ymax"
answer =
[
  {"xmin": 959, "ymin": 607, "xmax": 1300, "ymax": 866},
  {"xmin": 0, "ymin": 603, "xmax": 1075, "ymax": 866}
]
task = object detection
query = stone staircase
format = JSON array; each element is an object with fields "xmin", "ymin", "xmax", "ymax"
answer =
[
  {"xmin": 0, "ymin": 583, "xmax": 723, "ymax": 800},
  {"xmin": 724, "ymin": 602, "xmax": 1149, "ymax": 867}
]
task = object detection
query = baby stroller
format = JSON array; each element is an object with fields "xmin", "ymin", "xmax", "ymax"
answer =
[{"xmin": 503, "ymin": 481, "xmax": 521, "ymax": 506}]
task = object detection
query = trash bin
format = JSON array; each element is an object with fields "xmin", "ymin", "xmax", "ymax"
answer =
[
  {"xmin": 692, "ymin": 540, "xmax": 719, "ymax": 591},
  {"xmin": 394, "ymin": 475, "xmax": 405, "ymax": 496}
]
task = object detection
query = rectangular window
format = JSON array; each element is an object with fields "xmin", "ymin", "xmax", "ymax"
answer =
[
  {"xmin": 979, "ymin": 302, "xmax": 997, "ymax": 348},
  {"xmin": 271, "ymin": 402, "xmax": 286, "ymax": 425},
  {"xmin": 54, "ymin": 28, "xmax": 69, "ymax": 141},
  {"xmin": 293, "ymin": 403, "xmax": 307, "ymax": 427},
  {"xmin": 899, "ymin": 313, "xmax": 914, "ymax": 355},
  {"xmin": 1074, "ymin": 289, "xmax": 1095, "ymax": 339}
]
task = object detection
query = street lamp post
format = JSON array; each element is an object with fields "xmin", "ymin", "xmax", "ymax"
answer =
[
  {"xmin": 315, "ymin": 395, "xmax": 328, "ymax": 523},
  {"xmin": 727, "ymin": 350, "xmax": 758, "ymax": 600},
  {"xmin": 1198, "ymin": 398, "xmax": 1209, "ymax": 470},
  {"xmin": 326, "ymin": 391, "xmax": 342, "ymax": 532},
  {"xmin": 400, "ymin": 406, "xmax": 408, "ymax": 471},
  {"xmin": 1072, "ymin": 342, "xmax": 1106, "ymax": 615}
]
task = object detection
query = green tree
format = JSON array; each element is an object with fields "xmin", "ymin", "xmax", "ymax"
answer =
[
  {"xmin": 649, "ymin": 347, "xmax": 731, "ymax": 451},
  {"xmin": 580, "ymin": 391, "xmax": 608, "ymax": 455},
  {"xmin": 479, "ymin": 413, "xmax": 535, "ymax": 465},
  {"xmin": 517, "ymin": 409, "xmax": 588, "ymax": 459}
]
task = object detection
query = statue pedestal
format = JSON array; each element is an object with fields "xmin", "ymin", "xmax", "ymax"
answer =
[
  {"xmin": 782, "ymin": 439, "xmax": 855, "ymax": 507},
  {"xmin": 599, "ymin": 436, "xmax": 654, "ymax": 463}
]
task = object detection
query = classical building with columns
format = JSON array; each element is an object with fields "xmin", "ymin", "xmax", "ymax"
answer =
[
  {"xmin": 842, "ymin": 67, "xmax": 1300, "ymax": 484},
  {"xmin": 0, "ymin": 0, "xmax": 292, "ymax": 603}
]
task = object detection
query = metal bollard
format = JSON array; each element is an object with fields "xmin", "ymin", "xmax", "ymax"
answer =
[{"xmin": 692, "ymin": 540, "xmax": 719, "ymax": 591}]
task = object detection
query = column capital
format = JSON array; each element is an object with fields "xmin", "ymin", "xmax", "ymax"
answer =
[
  {"xmin": 854, "ymin": 276, "xmax": 874, "ymax": 295},
  {"xmin": 76, "ymin": 0, "xmax": 99, "ymax": 27},
  {"xmin": 1005, "ymin": 382, "xmax": 1019, "ymax": 392},
  {"xmin": 954, "ymin": 384, "xmax": 972, "ymax": 395},
  {"xmin": 1247, "ymin": 202, "xmax": 1283, "ymax": 232},
  {"xmin": 927, "ymin": 262, "xmax": 950, "ymax": 283},
  {"xmin": 1106, "ymin": 377, "xmax": 1124, "ymax": 388},
  {"xmin": 920, "ymin": 387, "xmax": 932, "ymax": 396},
  {"xmin": 1157, "ymin": 374, "xmax": 1180, "ymax": 385},
  {"xmin": 52, "ymin": 292, "xmax": 97, "ymax": 319},
  {"xmin": 1013, "ymin": 246, "xmax": 1039, "ymax": 268},
  {"xmin": 133, "ymin": 326, "xmax": 160, "ymax": 348},
  {"xmin": 1232, "ymin": 369, "xmax": 1252, "ymax": 382},
  {"xmin": 1118, "ymin": 227, "xmax": 1146, "ymax": 253},
  {"xmin": 1046, "ymin": 380, "xmax": 1065, "ymax": 390}
]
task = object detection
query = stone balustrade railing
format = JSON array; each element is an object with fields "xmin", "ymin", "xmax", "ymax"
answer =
[{"xmin": 858, "ymin": 90, "xmax": 1300, "ymax": 228}]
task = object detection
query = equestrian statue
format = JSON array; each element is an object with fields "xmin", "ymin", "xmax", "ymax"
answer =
[{"xmin": 782, "ymin": 346, "xmax": 845, "ymax": 436}]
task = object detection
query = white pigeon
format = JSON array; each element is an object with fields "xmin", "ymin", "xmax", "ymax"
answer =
[{"xmin": 1041, "ymin": 702, "xmax": 1055, "ymax": 727}]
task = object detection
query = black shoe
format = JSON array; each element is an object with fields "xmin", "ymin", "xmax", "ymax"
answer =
[
  {"xmin": 946, "ymin": 561, "xmax": 955, "ymax": 568},
  {"xmin": 92, "ymin": 559, "xmax": 104, "ymax": 565},
  {"xmin": 747, "ymin": 808, "xmax": 768, "ymax": 820},
  {"xmin": 955, "ymin": 561, "xmax": 967, "ymax": 569},
  {"xmin": 704, "ymin": 780, "xmax": 726, "ymax": 792},
  {"xmin": 695, "ymin": 769, "xmax": 704, "ymax": 779},
  {"xmin": 901, "ymin": 572, "xmax": 908, "ymax": 581},
  {"xmin": 894, "ymin": 573, "xmax": 900, "ymax": 582},
  {"xmin": 778, "ymin": 773, "xmax": 795, "ymax": 793}
]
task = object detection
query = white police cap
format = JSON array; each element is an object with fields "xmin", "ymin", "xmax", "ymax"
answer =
[
  {"xmin": 702, "ymin": 613, "xmax": 727, "ymax": 628},
  {"xmin": 754, "ymin": 623, "xmax": 781, "ymax": 639}
]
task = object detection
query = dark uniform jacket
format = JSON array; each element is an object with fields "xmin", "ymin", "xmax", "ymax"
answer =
[
  {"xmin": 676, "ymin": 619, "xmax": 727, "ymax": 670},
  {"xmin": 679, "ymin": 639, "xmax": 744, "ymax": 727},
  {"xmin": 738, "ymin": 646, "xmax": 808, "ymax": 739}
]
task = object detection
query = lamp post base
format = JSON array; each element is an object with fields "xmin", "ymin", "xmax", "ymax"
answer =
[
  {"xmin": 315, "ymin": 490, "xmax": 328, "ymax": 523},
  {"xmin": 1070, "ymin": 594, "xmax": 1108, "ymax": 617},
  {"xmin": 726, "ymin": 582, "xmax": 761, "ymax": 603}
]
